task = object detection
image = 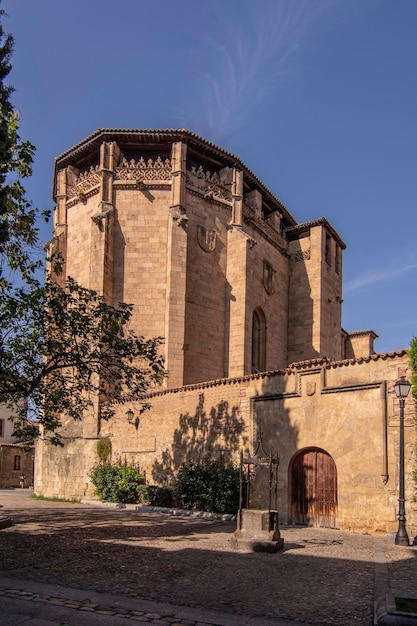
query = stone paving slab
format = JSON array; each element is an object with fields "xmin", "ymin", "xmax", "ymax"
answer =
[
  {"xmin": 0, "ymin": 577, "xmax": 307, "ymax": 626},
  {"xmin": 1, "ymin": 490, "xmax": 417, "ymax": 625}
]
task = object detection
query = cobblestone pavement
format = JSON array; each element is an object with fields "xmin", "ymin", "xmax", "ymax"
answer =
[{"xmin": 0, "ymin": 490, "xmax": 417, "ymax": 626}]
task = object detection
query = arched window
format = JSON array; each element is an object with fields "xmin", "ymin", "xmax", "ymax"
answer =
[{"xmin": 251, "ymin": 308, "xmax": 266, "ymax": 373}]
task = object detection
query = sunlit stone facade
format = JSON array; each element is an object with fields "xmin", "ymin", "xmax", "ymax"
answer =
[{"xmin": 35, "ymin": 130, "xmax": 415, "ymax": 535}]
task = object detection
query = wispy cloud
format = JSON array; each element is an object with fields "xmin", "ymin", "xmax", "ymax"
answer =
[
  {"xmin": 377, "ymin": 318, "xmax": 417, "ymax": 330},
  {"xmin": 344, "ymin": 255, "xmax": 417, "ymax": 294},
  {"xmin": 179, "ymin": 0, "xmax": 329, "ymax": 142}
]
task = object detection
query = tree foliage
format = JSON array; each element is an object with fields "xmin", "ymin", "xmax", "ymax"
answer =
[
  {"xmin": 0, "ymin": 11, "xmax": 166, "ymax": 445},
  {"xmin": 1, "ymin": 277, "xmax": 166, "ymax": 444},
  {"xmin": 0, "ymin": 12, "xmax": 43, "ymax": 280}
]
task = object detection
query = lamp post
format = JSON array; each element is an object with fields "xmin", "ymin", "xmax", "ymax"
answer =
[{"xmin": 393, "ymin": 376, "xmax": 411, "ymax": 546}]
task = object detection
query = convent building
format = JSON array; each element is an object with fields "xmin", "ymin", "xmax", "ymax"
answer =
[{"xmin": 35, "ymin": 129, "xmax": 415, "ymax": 535}]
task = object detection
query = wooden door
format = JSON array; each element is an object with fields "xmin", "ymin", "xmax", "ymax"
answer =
[{"xmin": 291, "ymin": 448, "xmax": 337, "ymax": 528}]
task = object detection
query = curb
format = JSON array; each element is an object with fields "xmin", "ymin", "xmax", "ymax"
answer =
[
  {"xmin": 374, "ymin": 538, "xmax": 417, "ymax": 625},
  {"xmin": 80, "ymin": 498, "xmax": 237, "ymax": 521}
]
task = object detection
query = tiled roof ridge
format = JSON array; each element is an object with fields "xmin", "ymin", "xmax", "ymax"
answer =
[
  {"xmin": 289, "ymin": 349, "xmax": 408, "ymax": 369},
  {"xmin": 115, "ymin": 349, "xmax": 408, "ymax": 403},
  {"xmin": 345, "ymin": 329, "xmax": 379, "ymax": 338},
  {"xmin": 323, "ymin": 349, "xmax": 408, "ymax": 368}
]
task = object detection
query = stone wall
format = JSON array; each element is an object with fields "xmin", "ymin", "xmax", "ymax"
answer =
[
  {"xmin": 35, "ymin": 350, "xmax": 417, "ymax": 536},
  {"xmin": 38, "ymin": 130, "xmax": 415, "ymax": 535},
  {"xmin": 0, "ymin": 444, "xmax": 34, "ymax": 489}
]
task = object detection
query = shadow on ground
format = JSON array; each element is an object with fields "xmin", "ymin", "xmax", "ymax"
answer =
[{"xmin": 0, "ymin": 499, "xmax": 384, "ymax": 625}]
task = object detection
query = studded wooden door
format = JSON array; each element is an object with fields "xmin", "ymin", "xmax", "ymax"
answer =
[{"xmin": 291, "ymin": 448, "xmax": 337, "ymax": 528}]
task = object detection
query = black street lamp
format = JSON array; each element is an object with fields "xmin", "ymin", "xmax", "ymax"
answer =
[{"xmin": 393, "ymin": 376, "xmax": 412, "ymax": 546}]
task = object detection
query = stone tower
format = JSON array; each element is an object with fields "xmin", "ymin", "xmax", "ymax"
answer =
[{"xmin": 50, "ymin": 129, "xmax": 348, "ymax": 389}]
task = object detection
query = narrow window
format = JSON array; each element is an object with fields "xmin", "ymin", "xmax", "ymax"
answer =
[
  {"xmin": 325, "ymin": 233, "xmax": 331, "ymax": 266},
  {"xmin": 252, "ymin": 308, "xmax": 266, "ymax": 373},
  {"xmin": 14, "ymin": 455, "xmax": 21, "ymax": 471},
  {"xmin": 0, "ymin": 419, "xmax": 4, "ymax": 437},
  {"xmin": 335, "ymin": 245, "xmax": 341, "ymax": 275}
]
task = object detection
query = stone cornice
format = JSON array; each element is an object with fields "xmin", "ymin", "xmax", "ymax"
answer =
[
  {"xmin": 53, "ymin": 128, "xmax": 296, "ymax": 228},
  {"xmin": 285, "ymin": 217, "xmax": 346, "ymax": 250}
]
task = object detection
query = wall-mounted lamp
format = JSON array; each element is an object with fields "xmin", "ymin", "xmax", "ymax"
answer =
[
  {"xmin": 125, "ymin": 408, "xmax": 140, "ymax": 429},
  {"xmin": 125, "ymin": 409, "xmax": 134, "ymax": 424}
]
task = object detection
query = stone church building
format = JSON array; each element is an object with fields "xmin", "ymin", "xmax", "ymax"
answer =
[{"xmin": 35, "ymin": 129, "xmax": 415, "ymax": 535}]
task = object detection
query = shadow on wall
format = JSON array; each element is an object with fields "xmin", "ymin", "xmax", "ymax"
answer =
[
  {"xmin": 151, "ymin": 392, "xmax": 247, "ymax": 485},
  {"xmin": 252, "ymin": 377, "xmax": 338, "ymax": 528}
]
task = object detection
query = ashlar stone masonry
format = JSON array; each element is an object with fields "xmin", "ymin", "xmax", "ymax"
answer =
[{"xmin": 35, "ymin": 129, "xmax": 416, "ymax": 535}]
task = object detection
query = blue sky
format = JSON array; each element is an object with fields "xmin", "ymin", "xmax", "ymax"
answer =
[{"xmin": 2, "ymin": 0, "xmax": 416, "ymax": 353}]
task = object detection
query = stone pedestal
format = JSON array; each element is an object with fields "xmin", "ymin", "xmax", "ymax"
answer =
[{"xmin": 231, "ymin": 509, "xmax": 284, "ymax": 553}]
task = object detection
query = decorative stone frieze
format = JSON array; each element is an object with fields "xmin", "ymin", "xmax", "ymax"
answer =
[
  {"xmin": 186, "ymin": 165, "xmax": 232, "ymax": 202},
  {"xmin": 115, "ymin": 156, "xmax": 172, "ymax": 182},
  {"xmin": 67, "ymin": 165, "xmax": 100, "ymax": 200},
  {"xmin": 290, "ymin": 249, "xmax": 311, "ymax": 263}
]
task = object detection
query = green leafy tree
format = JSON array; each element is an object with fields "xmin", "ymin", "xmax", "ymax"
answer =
[
  {"xmin": 0, "ymin": 11, "xmax": 166, "ymax": 445},
  {"xmin": 0, "ymin": 11, "xmax": 43, "ymax": 280},
  {"xmin": 1, "ymin": 278, "xmax": 166, "ymax": 445}
]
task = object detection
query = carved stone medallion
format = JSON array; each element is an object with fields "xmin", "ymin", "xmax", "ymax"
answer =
[
  {"xmin": 263, "ymin": 260, "xmax": 275, "ymax": 295},
  {"xmin": 197, "ymin": 225, "xmax": 216, "ymax": 253},
  {"xmin": 306, "ymin": 381, "xmax": 316, "ymax": 396}
]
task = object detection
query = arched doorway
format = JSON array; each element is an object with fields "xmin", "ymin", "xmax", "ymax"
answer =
[{"xmin": 290, "ymin": 447, "xmax": 337, "ymax": 528}]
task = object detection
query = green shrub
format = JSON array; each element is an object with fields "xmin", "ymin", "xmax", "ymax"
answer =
[
  {"xmin": 134, "ymin": 484, "xmax": 174, "ymax": 507},
  {"xmin": 96, "ymin": 437, "xmax": 112, "ymax": 462},
  {"xmin": 136, "ymin": 484, "xmax": 150, "ymax": 504},
  {"xmin": 174, "ymin": 457, "xmax": 239, "ymax": 514},
  {"xmin": 147, "ymin": 485, "xmax": 174, "ymax": 508},
  {"xmin": 89, "ymin": 461, "xmax": 145, "ymax": 503}
]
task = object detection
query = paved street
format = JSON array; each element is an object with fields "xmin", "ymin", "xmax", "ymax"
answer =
[{"xmin": 0, "ymin": 490, "xmax": 417, "ymax": 625}]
